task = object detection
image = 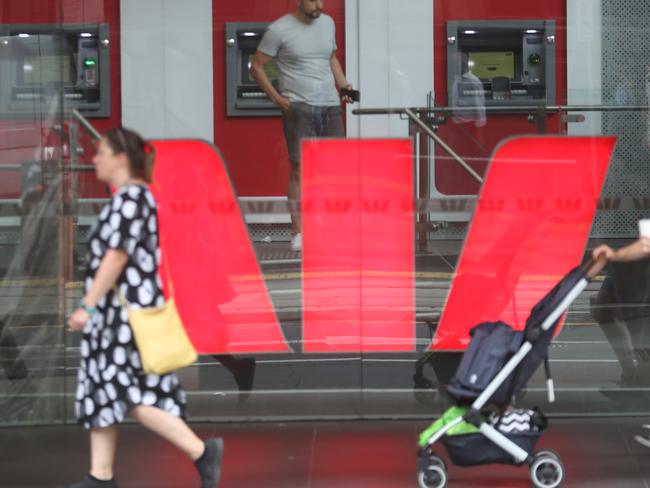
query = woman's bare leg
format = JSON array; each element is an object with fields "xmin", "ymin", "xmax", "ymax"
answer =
[
  {"xmin": 130, "ymin": 405, "xmax": 204, "ymax": 460},
  {"xmin": 89, "ymin": 425, "xmax": 119, "ymax": 480}
]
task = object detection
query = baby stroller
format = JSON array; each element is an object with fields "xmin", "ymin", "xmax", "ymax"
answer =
[{"xmin": 417, "ymin": 257, "xmax": 606, "ymax": 488}]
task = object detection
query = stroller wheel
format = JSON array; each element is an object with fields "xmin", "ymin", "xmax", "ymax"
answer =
[
  {"xmin": 535, "ymin": 449, "xmax": 561, "ymax": 461},
  {"xmin": 530, "ymin": 451, "xmax": 564, "ymax": 488},
  {"xmin": 421, "ymin": 449, "xmax": 447, "ymax": 471},
  {"xmin": 417, "ymin": 464, "xmax": 447, "ymax": 488}
]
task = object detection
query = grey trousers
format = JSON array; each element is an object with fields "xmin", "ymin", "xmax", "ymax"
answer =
[{"xmin": 282, "ymin": 102, "xmax": 344, "ymax": 165}]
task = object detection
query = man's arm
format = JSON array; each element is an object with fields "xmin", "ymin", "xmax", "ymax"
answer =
[
  {"xmin": 330, "ymin": 52, "xmax": 353, "ymax": 101},
  {"xmin": 250, "ymin": 51, "xmax": 290, "ymax": 112}
]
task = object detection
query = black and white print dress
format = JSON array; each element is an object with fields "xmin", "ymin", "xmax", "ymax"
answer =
[{"xmin": 75, "ymin": 184, "xmax": 186, "ymax": 429}]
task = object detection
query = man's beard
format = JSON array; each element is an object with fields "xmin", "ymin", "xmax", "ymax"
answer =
[{"xmin": 307, "ymin": 10, "xmax": 322, "ymax": 19}]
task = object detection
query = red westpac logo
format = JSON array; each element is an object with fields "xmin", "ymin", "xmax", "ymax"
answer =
[{"xmin": 151, "ymin": 137, "xmax": 615, "ymax": 355}]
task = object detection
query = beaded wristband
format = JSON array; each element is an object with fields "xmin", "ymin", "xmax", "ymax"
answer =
[{"xmin": 79, "ymin": 299, "xmax": 97, "ymax": 315}]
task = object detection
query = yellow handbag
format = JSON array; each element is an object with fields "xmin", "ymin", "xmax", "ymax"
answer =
[{"xmin": 115, "ymin": 282, "xmax": 197, "ymax": 375}]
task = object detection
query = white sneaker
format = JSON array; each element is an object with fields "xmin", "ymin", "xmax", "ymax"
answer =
[
  {"xmin": 291, "ymin": 233, "xmax": 302, "ymax": 252},
  {"xmin": 635, "ymin": 434, "xmax": 650, "ymax": 448}
]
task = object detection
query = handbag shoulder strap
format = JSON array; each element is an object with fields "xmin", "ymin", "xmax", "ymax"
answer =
[{"xmin": 113, "ymin": 285, "xmax": 129, "ymax": 308}]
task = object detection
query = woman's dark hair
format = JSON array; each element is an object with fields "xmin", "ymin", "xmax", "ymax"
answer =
[{"xmin": 104, "ymin": 127, "xmax": 155, "ymax": 183}]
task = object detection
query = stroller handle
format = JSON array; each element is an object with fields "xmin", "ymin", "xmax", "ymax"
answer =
[{"xmin": 584, "ymin": 253, "xmax": 608, "ymax": 281}]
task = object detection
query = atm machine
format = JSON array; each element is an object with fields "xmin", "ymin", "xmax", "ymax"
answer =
[
  {"xmin": 427, "ymin": 19, "xmax": 558, "ymax": 220},
  {"xmin": 431, "ymin": 19, "xmax": 558, "ymax": 207},
  {"xmin": 0, "ymin": 23, "xmax": 110, "ymax": 117},
  {"xmin": 225, "ymin": 22, "xmax": 281, "ymax": 117},
  {"xmin": 447, "ymin": 20, "xmax": 556, "ymax": 107}
]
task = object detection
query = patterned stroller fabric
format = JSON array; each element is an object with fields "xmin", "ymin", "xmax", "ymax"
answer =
[{"xmin": 488, "ymin": 408, "xmax": 548, "ymax": 434}]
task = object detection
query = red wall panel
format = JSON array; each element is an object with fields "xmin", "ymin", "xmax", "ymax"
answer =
[
  {"xmin": 213, "ymin": 0, "xmax": 346, "ymax": 197},
  {"xmin": 0, "ymin": 1, "xmax": 62, "ymax": 24}
]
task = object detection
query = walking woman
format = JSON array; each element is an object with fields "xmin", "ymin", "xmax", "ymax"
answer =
[{"xmin": 61, "ymin": 128, "xmax": 223, "ymax": 488}]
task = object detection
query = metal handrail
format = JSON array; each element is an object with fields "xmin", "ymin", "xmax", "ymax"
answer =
[
  {"xmin": 353, "ymin": 104, "xmax": 650, "ymax": 116},
  {"xmin": 353, "ymin": 104, "xmax": 650, "ymax": 186},
  {"xmin": 71, "ymin": 109, "xmax": 102, "ymax": 141},
  {"xmin": 404, "ymin": 108, "xmax": 483, "ymax": 183},
  {"xmin": 0, "ymin": 164, "xmax": 96, "ymax": 172}
]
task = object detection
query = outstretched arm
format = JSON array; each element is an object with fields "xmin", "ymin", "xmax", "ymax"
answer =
[{"xmin": 593, "ymin": 239, "xmax": 650, "ymax": 263}]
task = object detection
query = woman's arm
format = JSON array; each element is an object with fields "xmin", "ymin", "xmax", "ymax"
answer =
[{"xmin": 68, "ymin": 249, "xmax": 129, "ymax": 331}]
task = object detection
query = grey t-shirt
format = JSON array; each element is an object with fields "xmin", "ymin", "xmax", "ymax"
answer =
[{"xmin": 258, "ymin": 13, "xmax": 340, "ymax": 107}]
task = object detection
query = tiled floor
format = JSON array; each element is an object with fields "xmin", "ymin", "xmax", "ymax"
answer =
[{"xmin": 1, "ymin": 418, "xmax": 650, "ymax": 487}]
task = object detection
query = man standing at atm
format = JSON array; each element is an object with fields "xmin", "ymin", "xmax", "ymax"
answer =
[{"xmin": 250, "ymin": 0, "xmax": 355, "ymax": 252}]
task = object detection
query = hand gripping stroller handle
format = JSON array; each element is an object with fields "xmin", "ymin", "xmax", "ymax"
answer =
[{"xmin": 584, "ymin": 254, "xmax": 608, "ymax": 281}]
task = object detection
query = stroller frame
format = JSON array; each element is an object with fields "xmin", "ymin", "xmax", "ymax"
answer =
[{"xmin": 419, "ymin": 257, "xmax": 606, "ymax": 487}]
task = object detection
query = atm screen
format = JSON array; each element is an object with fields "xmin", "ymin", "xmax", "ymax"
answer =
[
  {"xmin": 468, "ymin": 51, "xmax": 515, "ymax": 80},
  {"xmin": 22, "ymin": 55, "xmax": 75, "ymax": 84},
  {"xmin": 247, "ymin": 54, "xmax": 279, "ymax": 83}
]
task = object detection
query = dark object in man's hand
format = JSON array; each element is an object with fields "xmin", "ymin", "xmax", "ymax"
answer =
[{"xmin": 340, "ymin": 88, "xmax": 360, "ymax": 102}]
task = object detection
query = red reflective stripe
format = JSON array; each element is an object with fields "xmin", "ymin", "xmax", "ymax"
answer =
[
  {"xmin": 302, "ymin": 139, "xmax": 415, "ymax": 352},
  {"xmin": 433, "ymin": 136, "xmax": 616, "ymax": 351},
  {"xmin": 151, "ymin": 140, "xmax": 290, "ymax": 354}
]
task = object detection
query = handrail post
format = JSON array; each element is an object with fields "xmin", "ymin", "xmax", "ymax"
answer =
[
  {"xmin": 535, "ymin": 105, "xmax": 547, "ymax": 134},
  {"xmin": 416, "ymin": 108, "xmax": 431, "ymax": 252}
]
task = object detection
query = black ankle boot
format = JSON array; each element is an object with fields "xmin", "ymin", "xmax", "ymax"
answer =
[
  {"xmin": 194, "ymin": 437, "xmax": 224, "ymax": 488},
  {"xmin": 58, "ymin": 474, "xmax": 118, "ymax": 488}
]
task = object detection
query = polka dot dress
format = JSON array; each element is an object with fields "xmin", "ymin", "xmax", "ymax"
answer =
[{"xmin": 75, "ymin": 184, "xmax": 186, "ymax": 429}]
